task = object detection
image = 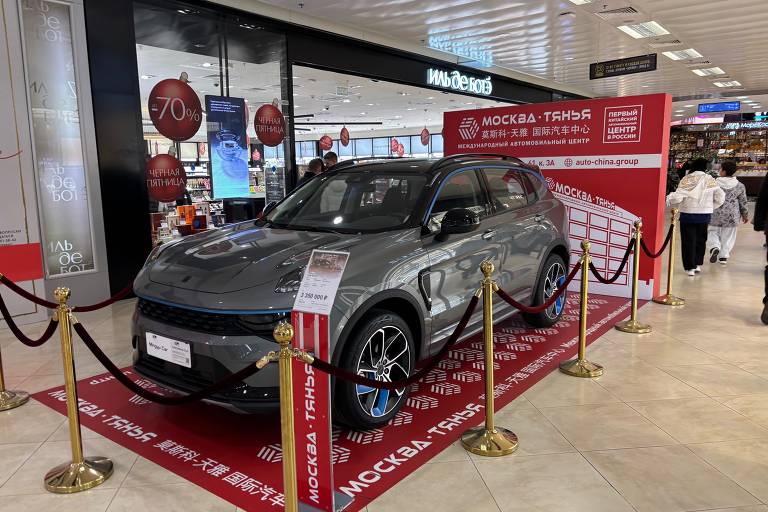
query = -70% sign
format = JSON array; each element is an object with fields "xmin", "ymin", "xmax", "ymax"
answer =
[{"xmin": 148, "ymin": 78, "xmax": 203, "ymax": 141}]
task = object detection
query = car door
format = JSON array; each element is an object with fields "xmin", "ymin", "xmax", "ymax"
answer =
[
  {"xmin": 422, "ymin": 168, "xmax": 497, "ymax": 348},
  {"xmin": 480, "ymin": 167, "xmax": 542, "ymax": 300}
]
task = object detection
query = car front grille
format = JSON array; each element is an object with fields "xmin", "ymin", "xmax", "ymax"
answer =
[{"xmin": 137, "ymin": 298, "xmax": 288, "ymax": 337}]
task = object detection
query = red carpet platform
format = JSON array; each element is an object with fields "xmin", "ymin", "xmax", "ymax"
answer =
[{"xmin": 34, "ymin": 296, "xmax": 630, "ymax": 511}]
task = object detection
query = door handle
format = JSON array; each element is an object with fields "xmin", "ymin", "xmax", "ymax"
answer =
[
  {"xmin": 534, "ymin": 214, "xmax": 545, "ymax": 223},
  {"xmin": 482, "ymin": 229, "xmax": 496, "ymax": 240}
]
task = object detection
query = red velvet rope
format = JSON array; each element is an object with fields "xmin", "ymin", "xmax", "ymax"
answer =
[
  {"xmin": 0, "ymin": 274, "xmax": 133, "ymax": 312},
  {"xmin": 494, "ymin": 261, "xmax": 581, "ymax": 314},
  {"xmin": 71, "ymin": 283, "xmax": 133, "ymax": 312},
  {"xmin": 640, "ymin": 224, "xmax": 674, "ymax": 259},
  {"xmin": 309, "ymin": 294, "xmax": 479, "ymax": 391},
  {"xmin": 73, "ymin": 321, "xmax": 267, "ymax": 405},
  {"xmin": 0, "ymin": 274, "xmax": 58, "ymax": 309},
  {"xmin": 588, "ymin": 238, "xmax": 636, "ymax": 285},
  {"xmin": 0, "ymin": 293, "xmax": 58, "ymax": 347}
]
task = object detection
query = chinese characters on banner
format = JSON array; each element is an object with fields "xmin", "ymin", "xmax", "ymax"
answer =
[
  {"xmin": 292, "ymin": 250, "xmax": 350, "ymax": 511},
  {"xmin": 443, "ymin": 93, "xmax": 672, "ymax": 299}
]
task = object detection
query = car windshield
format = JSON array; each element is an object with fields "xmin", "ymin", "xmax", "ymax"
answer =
[{"xmin": 263, "ymin": 171, "xmax": 428, "ymax": 233}]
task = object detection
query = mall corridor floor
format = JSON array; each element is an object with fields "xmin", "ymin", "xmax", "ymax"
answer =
[{"xmin": 1, "ymin": 223, "xmax": 767, "ymax": 512}]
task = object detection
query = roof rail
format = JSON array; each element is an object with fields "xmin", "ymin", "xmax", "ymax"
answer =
[
  {"xmin": 328, "ymin": 156, "xmax": 407, "ymax": 171},
  {"xmin": 429, "ymin": 153, "xmax": 527, "ymax": 171}
]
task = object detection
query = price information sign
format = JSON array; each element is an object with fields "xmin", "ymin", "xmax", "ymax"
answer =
[{"xmin": 292, "ymin": 250, "xmax": 349, "ymax": 511}]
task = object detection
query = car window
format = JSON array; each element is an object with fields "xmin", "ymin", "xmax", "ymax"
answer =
[
  {"xmin": 521, "ymin": 173, "xmax": 538, "ymax": 204},
  {"xmin": 482, "ymin": 168, "xmax": 529, "ymax": 212},
  {"xmin": 427, "ymin": 170, "xmax": 486, "ymax": 232},
  {"xmin": 264, "ymin": 171, "xmax": 427, "ymax": 233}
]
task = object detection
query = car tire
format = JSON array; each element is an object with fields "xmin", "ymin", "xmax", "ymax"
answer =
[
  {"xmin": 523, "ymin": 253, "xmax": 568, "ymax": 328},
  {"xmin": 335, "ymin": 309, "xmax": 414, "ymax": 429}
]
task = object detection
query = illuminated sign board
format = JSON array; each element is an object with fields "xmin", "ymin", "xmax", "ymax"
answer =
[
  {"xmin": 698, "ymin": 101, "xmax": 741, "ymax": 113},
  {"xmin": 426, "ymin": 68, "xmax": 493, "ymax": 96}
]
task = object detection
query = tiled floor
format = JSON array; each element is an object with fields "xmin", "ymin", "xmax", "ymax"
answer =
[{"xmin": 1, "ymin": 222, "xmax": 766, "ymax": 512}]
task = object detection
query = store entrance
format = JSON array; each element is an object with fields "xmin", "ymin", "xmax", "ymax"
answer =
[{"xmin": 290, "ymin": 66, "xmax": 509, "ymax": 176}]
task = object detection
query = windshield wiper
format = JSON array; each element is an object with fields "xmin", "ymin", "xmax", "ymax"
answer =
[
  {"xmin": 288, "ymin": 225, "xmax": 344, "ymax": 235},
  {"xmin": 257, "ymin": 219, "xmax": 290, "ymax": 229}
]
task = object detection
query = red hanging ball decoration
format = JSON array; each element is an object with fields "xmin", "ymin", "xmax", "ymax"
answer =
[
  {"xmin": 397, "ymin": 143, "xmax": 405, "ymax": 158},
  {"xmin": 254, "ymin": 100, "xmax": 286, "ymax": 147},
  {"xmin": 147, "ymin": 78, "xmax": 202, "ymax": 141},
  {"xmin": 340, "ymin": 126, "xmax": 350, "ymax": 147},
  {"xmin": 421, "ymin": 127, "xmax": 430, "ymax": 146},
  {"xmin": 145, "ymin": 154, "xmax": 187, "ymax": 202},
  {"xmin": 390, "ymin": 138, "xmax": 399, "ymax": 153},
  {"xmin": 319, "ymin": 134, "xmax": 333, "ymax": 151}
]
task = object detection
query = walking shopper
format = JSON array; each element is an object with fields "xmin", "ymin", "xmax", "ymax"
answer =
[
  {"xmin": 708, "ymin": 160, "xmax": 748, "ymax": 265},
  {"xmin": 666, "ymin": 158, "xmax": 725, "ymax": 276},
  {"xmin": 754, "ymin": 174, "xmax": 768, "ymax": 324},
  {"xmin": 296, "ymin": 158, "xmax": 325, "ymax": 188}
]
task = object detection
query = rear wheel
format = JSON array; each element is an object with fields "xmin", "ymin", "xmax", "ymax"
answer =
[
  {"xmin": 523, "ymin": 253, "xmax": 568, "ymax": 327},
  {"xmin": 335, "ymin": 310, "xmax": 414, "ymax": 429}
]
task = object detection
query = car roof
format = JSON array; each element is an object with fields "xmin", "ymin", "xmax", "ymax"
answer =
[{"xmin": 327, "ymin": 154, "xmax": 533, "ymax": 179}]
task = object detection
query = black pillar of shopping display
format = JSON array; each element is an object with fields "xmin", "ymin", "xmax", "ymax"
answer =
[{"xmin": 83, "ymin": 0, "xmax": 152, "ymax": 295}]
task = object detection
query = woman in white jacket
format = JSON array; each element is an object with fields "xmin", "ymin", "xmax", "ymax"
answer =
[{"xmin": 666, "ymin": 158, "xmax": 726, "ymax": 276}]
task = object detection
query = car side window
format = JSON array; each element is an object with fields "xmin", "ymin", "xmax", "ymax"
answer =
[
  {"xmin": 482, "ymin": 168, "xmax": 528, "ymax": 212},
  {"xmin": 428, "ymin": 171, "xmax": 486, "ymax": 231},
  {"xmin": 521, "ymin": 173, "xmax": 539, "ymax": 204}
]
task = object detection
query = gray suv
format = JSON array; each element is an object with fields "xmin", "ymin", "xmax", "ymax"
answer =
[{"xmin": 132, "ymin": 154, "xmax": 570, "ymax": 428}]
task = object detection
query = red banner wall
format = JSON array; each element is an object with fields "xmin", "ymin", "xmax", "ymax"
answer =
[{"xmin": 443, "ymin": 93, "xmax": 672, "ymax": 299}]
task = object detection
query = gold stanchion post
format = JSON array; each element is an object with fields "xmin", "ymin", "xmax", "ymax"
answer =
[
  {"xmin": 461, "ymin": 261, "xmax": 518, "ymax": 457},
  {"xmin": 274, "ymin": 322, "xmax": 298, "ymax": 512},
  {"xmin": 653, "ymin": 208, "xmax": 685, "ymax": 306},
  {"xmin": 559, "ymin": 241, "xmax": 604, "ymax": 378},
  {"xmin": 615, "ymin": 220, "xmax": 652, "ymax": 334},
  {"xmin": 44, "ymin": 287, "xmax": 113, "ymax": 493},
  {"xmin": 0, "ymin": 335, "xmax": 30, "ymax": 412}
]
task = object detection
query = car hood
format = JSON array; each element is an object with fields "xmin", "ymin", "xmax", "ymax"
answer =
[{"xmin": 148, "ymin": 223, "xmax": 355, "ymax": 293}]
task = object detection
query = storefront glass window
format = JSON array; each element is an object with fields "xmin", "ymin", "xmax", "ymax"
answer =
[{"xmin": 133, "ymin": 2, "xmax": 288, "ymax": 246}]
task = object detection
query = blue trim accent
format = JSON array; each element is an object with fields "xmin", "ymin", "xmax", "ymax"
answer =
[
  {"xmin": 422, "ymin": 166, "xmax": 487, "ymax": 224},
  {"xmin": 554, "ymin": 276, "xmax": 566, "ymax": 315},
  {"xmin": 135, "ymin": 293, "xmax": 292, "ymax": 316}
]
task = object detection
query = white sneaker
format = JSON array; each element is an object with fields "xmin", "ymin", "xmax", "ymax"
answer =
[
  {"xmin": 694, "ymin": 266, "xmax": 702, "ymax": 273},
  {"xmin": 686, "ymin": 269, "xmax": 696, "ymax": 276}
]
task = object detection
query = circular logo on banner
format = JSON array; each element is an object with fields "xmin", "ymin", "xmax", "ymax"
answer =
[
  {"xmin": 254, "ymin": 100, "xmax": 285, "ymax": 147},
  {"xmin": 420, "ymin": 127, "xmax": 430, "ymax": 146},
  {"xmin": 198, "ymin": 143, "xmax": 207, "ymax": 158},
  {"xmin": 397, "ymin": 143, "xmax": 405, "ymax": 158},
  {"xmin": 390, "ymin": 138, "xmax": 399, "ymax": 153},
  {"xmin": 252, "ymin": 148, "xmax": 261, "ymax": 162},
  {"xmin": 319, "ymin": 135, "xmax": 333, "ymax": 151},
  {"xmin": 146, "ymin": 154, "xmax": 187, "ymax": 202},
  {"xmin": 340, "ymin": 126, "xmax": 350, "ymax": 147},
  {"xmin": 148, "ymin": 79, "xmax": 202, "ymax": 141}
]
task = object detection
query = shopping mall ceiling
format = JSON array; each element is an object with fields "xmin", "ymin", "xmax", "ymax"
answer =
[{"xmin": 258, "ymin": 0, "xmax": 768, "ymax": 102}]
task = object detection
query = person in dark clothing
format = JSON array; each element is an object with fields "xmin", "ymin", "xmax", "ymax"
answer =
[
  {"xmin": 323, "ymin": 151, "xmax": 338, "ymax": 169},
  {"xmin": 296, "ymin": 158, "xmax": 325, "ymax": 189},
  {"xmin": 754, "ymin": 174, "xmax": 768, "ymax": 324}
]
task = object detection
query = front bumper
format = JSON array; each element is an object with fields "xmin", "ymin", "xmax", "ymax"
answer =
[{"xmin": 131, "ymin": 301, "xmax": 285, "ymax": 411}]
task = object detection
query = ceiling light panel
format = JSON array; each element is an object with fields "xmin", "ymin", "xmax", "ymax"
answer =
[
  {"xmin": 713, "ymin": 81, "xmax": 742, "ymax": 87},
  {"xmin": 662, "ymin": 48, "xmax": 704, "ymax": 60},
  {"xmin": 617, "ymin": 21, "xmax": 670, "ymax": 39},
  {"xmin": 692, "ymin": 67, "xmax": 725, "ymax": 76}
]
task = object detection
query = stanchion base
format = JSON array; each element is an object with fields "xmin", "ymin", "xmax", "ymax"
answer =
[
  {"xmin": 44, "ymin": 457, "xmax": 114, "ymax": 493},
  {"xmin": 653, "ymin": 294, "xmax": 685, "ymax": 307},
  {"xmin": 559, "ymin": 358, "xmax": 604, "ymax": 378},
  {"xmin": 461, "ymin": 426, "xmax": 518, "ymax": 456},
  {"xmin": 0, "ymin": 389, "xmax": 29, "ymax": 411},
  {"xmin": 615, "ymin": 319, "xmax": 652, "ymax": 334}
]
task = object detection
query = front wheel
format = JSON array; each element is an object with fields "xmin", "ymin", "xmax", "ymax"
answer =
[
  {"xmin": 335, "ymin": 310, "xmax": 414, "ymax": 429},
  {"xmin": 523, "ymin": 254, "xmax": 568, "ymax": 327}
]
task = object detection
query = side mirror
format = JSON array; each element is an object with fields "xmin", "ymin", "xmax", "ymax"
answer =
[
  {"xmin": 263, "ymin": 201, "xmax": 277, "ymax": 215},
  {"xmin": 440, "ymin": 208, "xmax": 481, "ymax": 236}
]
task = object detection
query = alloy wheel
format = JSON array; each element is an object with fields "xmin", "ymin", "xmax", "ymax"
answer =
[
  {"xmin": 355, "ymin": 325, "xmax": 411, "ymax": 418},
  {"xmin": 543, "ymin": 262, "xmax": 567, "ymax": 320}
]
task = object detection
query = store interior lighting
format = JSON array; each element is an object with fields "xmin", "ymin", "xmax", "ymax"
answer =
[{"xmin": 617, "ymin": 21, "xmax": 670, "ymax": 39}]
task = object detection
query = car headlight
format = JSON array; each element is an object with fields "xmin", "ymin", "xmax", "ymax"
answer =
[{"xmin": 274, "ymin": 267, "xmax": 304, "ymax": 293}]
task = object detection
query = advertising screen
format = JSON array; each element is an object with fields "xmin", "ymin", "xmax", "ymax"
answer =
[
  {"xmin": 698, "ymin": 101, "xmax": 740, "ymax": 113},
  {"xmin": 206, "ymin": 95, "xmax": 250, "ymax": 198}
]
